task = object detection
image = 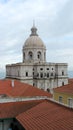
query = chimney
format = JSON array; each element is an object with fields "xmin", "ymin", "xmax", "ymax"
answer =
[{"xmin": 11, "ymin": 80, "xmax": 14, "ymax": 87}]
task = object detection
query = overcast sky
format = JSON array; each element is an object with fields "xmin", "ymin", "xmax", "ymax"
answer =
[{"xmin": 0, "ymin": 0, "xmax": 73, "ymax": 72}]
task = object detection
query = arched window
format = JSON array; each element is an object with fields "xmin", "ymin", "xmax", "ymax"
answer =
[
  {"xmin": 23, "ymin": 52, "xmax": 25, "ymax": 62},
  {"xmin": 28, "ymin": 51, "xmax": 33, "ymax": 60},
  {"xmin": 23, "ymin": 52, "xmax": 25, "ymax": 59},
  {"xmin": 37, "ymin": 51, "xmax": 41, "ymax": 59}
]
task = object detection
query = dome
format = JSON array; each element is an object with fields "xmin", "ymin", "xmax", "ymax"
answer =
[
  {"xmin": 24, "ymin": 36, "xmax": 46, "ymax": 48},
  {"xmin": 23, "ymin": 25, "xmax": 46, "ymax": 49}
]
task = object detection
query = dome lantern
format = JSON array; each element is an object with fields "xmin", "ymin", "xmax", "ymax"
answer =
[{"xmin": 30, "ymin": 23, "xmax": 38, "ymax": 36}]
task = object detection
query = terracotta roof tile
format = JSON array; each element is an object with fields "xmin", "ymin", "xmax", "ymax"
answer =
[
  {"xmin": 0, "ymin": 79, "xmax": 52, "ymax": 98},
  {"xmin": 0, "ymin": 100, "xmax": 43, "ymax": 119},
  {"xmin": 69, "ymin": 78, "xmax": 73, "ymax": 84},
  {"xmin": 16, "ymin": 100, "xmax": 73, "ymax": 130},
  {"xmin": 54, "ymin": 82, "xmax": 73, "ymax": 94}
]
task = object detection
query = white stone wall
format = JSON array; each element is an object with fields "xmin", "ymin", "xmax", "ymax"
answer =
[{"xmin": 6, "ymin": 62, "xmax": 68, "ymax": 91}]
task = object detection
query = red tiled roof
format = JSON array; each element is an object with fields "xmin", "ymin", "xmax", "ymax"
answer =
[
  {"xmin": 54, "ymin": 83, "xmax": 73, "ymax": 94},
  {"xmin": 0, "ymin": 100, "xmax": 43, "ymax": 119},
  {"xmin": 69, "ymin": 78, "xmax": 73, "ymax": 84},
  {"xmin": 0, "ymin": 79, "xmax": 52, "ymax": 98},
  {"xmin": 16, "ymin": 100, "xmax": 73, "ymax": 130}
]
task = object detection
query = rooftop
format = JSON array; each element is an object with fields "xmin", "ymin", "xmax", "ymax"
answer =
[
  {"xmin": 54, "ymin": 80, "xmax": 73, "ymax": 95},
  {"xmin": 16, "ymin": 100, "xmax": 73, "ymax": 130},
  {"xmin": 0, "ymin": 99, "xmax": 72, "ymax": 130},
  {"xmin": 0, "ymin": 100, "xmax": 43, "ymax": 119},
  {"xmin": 0, "ymin": 79, "xmax": 73, "ymax": 130},
  {"xmin": 0, "ymin": 79, "xmax": 52, "ymax": 98}
]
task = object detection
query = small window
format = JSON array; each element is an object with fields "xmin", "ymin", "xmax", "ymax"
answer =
[
  {"xmin": 47, "ymin": 68, "xmax": 49, "ymax": 70},
  {"xmin": 40, "ymin": 68, "xmax": 43, "ymax": 70},
  {"xmin": 33, "ymin": 72, "xmax": 34, "ymax": 76},
  {"xmin": 37, "ymin": 73, "xmax": 39, "ymax": 77},
  {"xmin": 51, "ymin": 73, "xmax": 53, "ymax": 76},
  {"xmin": 23, "ymin": 53, "xmax": 25, "ymax": 59},
  {"xmin": 38, "ymin": 55, "xmax": 40, "ymax": 59},
  {"xmin": 59, "ymin": 96, "xmax": 62, "ymax": 103},
  {"xmin": 37, "ymin": 51, "xmax": 41, "ymax": 59},
  {"xmin": 26, "ymin": 72, "xmax": 28, "ymax": 77},
  {"xmin": 62, "ymin": 82, "xmax": 64, "ymax": 86},
  {"xmin": 28, "ymin": 51, "xmax": 33, "ymax": 60},
  {"xmin": 52, "ymin": 68, "xmax": 53, "ymax": 70},
  {"xmin": 40, "ymin": 73, "xmax": 43, "ymax": 78},
  {"xmin": 47, "ymin": 73, "xmax": 49, "ymax": 78},
  {"xmin": 62, "ymin": 71, "xmax": 64, "ymax": 75},
  {"xmin": 33, "ymin": 83, "xmax": 35, "ymax": 86},
  {"xmin": 47, "ymin": 88, "xmax": 50, "ymax": 92},
  {"xmin": 68, "ymin": 98, "xmax": 73, "ymax": 107}
]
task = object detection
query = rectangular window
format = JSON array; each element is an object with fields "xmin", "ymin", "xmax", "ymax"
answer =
[
  {"xmin": 59, "ymin": 96, "xmax": 62, "ymax": 103},
  {"xmin": 62, "ymin": 71, "xmax": 64, "ymax": 75},
  {"xmin": 26, "ymin": 72, "xmax": 28, "ymax": 77},
  {"xmin": 68, "ymin": 98, "xmax": 73, "ymax": 107}
]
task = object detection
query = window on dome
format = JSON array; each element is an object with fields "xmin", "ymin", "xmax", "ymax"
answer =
[
  {"xmin": 37, "ymin": 51, "xmax": 41, "ymax": 60},
  {"xmin": 28, "ymin": 51, "xmax": 33, "ymax": 60},
  {"xmin": 23, "ymin": 52, "xmax": 25, "ymax": 59}
]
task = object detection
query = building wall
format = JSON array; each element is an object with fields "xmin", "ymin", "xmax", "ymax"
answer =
[
  {"xmin": 6, "ymin": 62, "xmax": 68, "ymax": 91},
  {"xmin": 53, "ymin": 92, "xmax": 73, "ymax": 107}
]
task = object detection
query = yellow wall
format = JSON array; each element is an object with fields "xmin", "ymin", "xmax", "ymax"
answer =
[{"xmin": 54, "ymin": 92, "xmax": 73, "ymax": 105}]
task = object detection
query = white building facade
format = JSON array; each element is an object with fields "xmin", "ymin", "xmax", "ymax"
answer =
[{"xmin": 6, "ymin": 25, "xmax": 68, "ymax": 91}]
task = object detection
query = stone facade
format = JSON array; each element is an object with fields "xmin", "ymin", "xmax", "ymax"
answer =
[{"xmin": 6, "ymin": 24, "xmax": 68, "ymax": 92}]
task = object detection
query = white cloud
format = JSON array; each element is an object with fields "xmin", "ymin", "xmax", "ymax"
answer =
[{"xmin": 0, "ymin": 0, "xmax": 73, "ymax": 73}]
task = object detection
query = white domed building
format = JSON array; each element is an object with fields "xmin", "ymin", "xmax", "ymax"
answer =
[
  {"xmin": 23, "ymin": 25, "xmax": 46, "ymax": 63},
  {"xmin": 6, "ymin": 25, "xmax": 68, "ymax": 92}
]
